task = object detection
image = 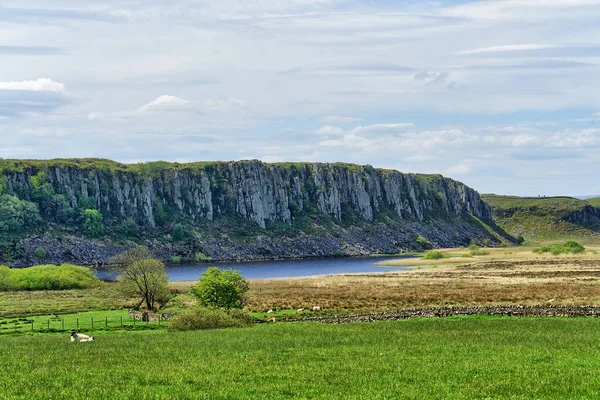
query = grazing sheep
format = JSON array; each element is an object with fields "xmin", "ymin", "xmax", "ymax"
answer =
[
  {"xmin": 297, "ymin": 308, "xmax": 305, "ymax": 312},
  {"xmin": 70, "ymin": 330, "xmax": 95, "ymax": 342},
  {"xmin": 312, "ymin": 306, "xmax": 321, "ymax": 311},
  {"xmin": 267, "ymin": 309, "xmax": 274, "ymax": 314},
  {"xmin": 267, "ymin": 317, "xmax": 277, "ymax": 322}
]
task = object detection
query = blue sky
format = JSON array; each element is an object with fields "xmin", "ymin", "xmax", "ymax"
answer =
[{"xmin": 1, "ymin": 0, "xmax": 600, "ymax": 196}]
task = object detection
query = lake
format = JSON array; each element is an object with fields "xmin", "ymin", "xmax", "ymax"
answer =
[{"xmin": 97, "ymin": 256, "xmax": 412, "ymax": 281}]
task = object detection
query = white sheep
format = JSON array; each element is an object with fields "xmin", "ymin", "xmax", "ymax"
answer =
[
  {"xmin": 267, "ymin": 309, "xmax": 274, "ymax": 314},
  {"xmin": 297, "ymin": 308, "xmax": 305, "ymax": 312},
  {"xmin": 70, "ymin": 330, "xmax": 95, "ymax": 342},
  {"xmin": 312, "ymin": 306, "xmax": 321, "ymax": 311}
]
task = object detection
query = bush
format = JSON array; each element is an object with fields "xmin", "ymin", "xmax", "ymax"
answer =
[
  {"xmin": 0, "ymin": 264, "xmax": 103, "ymax": 291},
  {"xmin": 468, "ymin": 244, "xmax": 479, "ymax": 251},
  {"xmin": 34, "ymin": 247, "xmax": 46, "ymax": 262},
  {"xmin": 532, "ymin": 240, "xmax": 585, "ymax": 255},
  {"xmin": 172, "ymin": 224, "xmax": 192, "ymax": 242},
  {"xmin": 168, "ymin": 307, "xmax": 254, "ymax": 331},
  {"xmin": 515, "ymin": 235, "xmax": 525, "ymax": 245},
  {"xmin": 415, "ymin": 236, "xmax": 431, "ymax": 249},
  {"xmin": 190, "ymin": 267, "xmax": 249, "ymax": 310},
  {"xmin": 422, "ymin": 250, "xmax": 446, "ymax": 260},
  {"xmin": 194, "ymin": 252, "xmax": 212, "ymax": 263},
  {"xmin": 169, "ymin": 255, "xmax": 182, "ymax": 264},
  {"xmin": 470, "ymin": 249, "xmax": 490, "ymax": 256},
  {"xmin": 82, "ymin": 209, "xmax": 103, "ymax": 237}
]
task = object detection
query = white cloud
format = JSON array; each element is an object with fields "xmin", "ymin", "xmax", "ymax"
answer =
[
  {"xmin": 202, "ymin": 98, "xmax": 246, "ymax": 111},
  {"xmin": 457, "ymin": 44, "xmax": 557, "ymax": 55},
  {"xmin": 315, "ymin": 125, "xmax": 344, "ymax": 135},
  {"xmin": 320, "ymin": 116, "xmax": 362, "ymax": 124},
  {"xmin": 447, "ymin": 162, "xmax": 471, "ymax": 175},
  {"xmin": 350, "ymin": 123, "xmax": 414, "ymax": 136},
  {"xmin": 137, "ymin": 95, "xmax": 190, "ymax": 113},
  {"xmin": 87, "ymin": 112, "xmax": 104, "ymax": 121},
  {"xmin": 0, "ymin": 78, "xmax": 65, "ymax": 92},
  {"xmin": 444, "ymin": 0, "xmax": 600, "ymax": 20},
  {"xmin": 594, "ymin": 111, "xmax": 600, "ymax": 117}
]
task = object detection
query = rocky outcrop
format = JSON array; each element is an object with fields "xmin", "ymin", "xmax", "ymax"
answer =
[
  {"xmin": 1, "ymin": 159, "xmax": 500, "ymax": 266},
  {"xmin": 2, "ymin": 160, "xmax": 492, "ymax": 228}
]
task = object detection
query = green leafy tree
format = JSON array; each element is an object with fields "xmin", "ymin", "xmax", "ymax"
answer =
[
  {"xmin": 172, "ymin": 223, "xmax": 192, "ymax": 242},
  {"xmin": 0, "ymin": 175, "xmax": 7, "ymax": 195},
  {"xmin": 29, "ymin": 171, "xmax": 55, "ymax": 216},
  {"xmin": 190, "ymin": 267, "xmax": 249, "ymax": 311},
  {"xmin": 0, "ymin": 195, "xmax": 42, "ymax": 234},
  {"xmin": 82, "ymin": 209, "xmax": 104, "ymax": 237},
  {"xmin": 118, "ymin": 258, "xmax": 171, "ymax": 310},
  {"xmin": 117, "ymin": 218, "xmax": 139, "ymax": 237},
  {"xmin": 34, "ymin": 247, "xmax": 47, "ymax": 262}
]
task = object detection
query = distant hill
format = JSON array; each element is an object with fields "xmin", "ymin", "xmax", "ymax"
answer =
[
  {"xmin": 586, "ymin": 197, "xmax": 600, "ymax": 208},
  {"xmin": 481, "ymin": 194, "xmax": 600, "ymax": 239}
]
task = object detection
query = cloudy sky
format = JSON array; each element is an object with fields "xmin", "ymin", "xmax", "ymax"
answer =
[{"xmin": 1, "ymin": 0, "xmax": 600, "ymax": 196}]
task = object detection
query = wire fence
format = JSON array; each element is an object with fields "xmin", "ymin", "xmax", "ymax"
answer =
[{"xmin": 0, "ymin": 314, "xmax": 166, "ymax": 334}]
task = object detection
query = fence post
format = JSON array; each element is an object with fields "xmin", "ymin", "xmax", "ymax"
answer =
[
  {"xmin": 105, "ymin": 317, "xmax": 108, "ymax": 328},
  {"xmin": 47, "ymin": 319, "xmax": 50, "ymax": 330},
  {"xmin": 31, "ymin": 321, "xmax": 34, "ymax": 331},
  {"xmin": 62, "ymin": 319, "xmax": 64, "ymax": 330},
  {"xmin": 91, "ymin": 317, "xmax": 94, "ymax": 330},
  {"xmin": 77, "ymin": 318, "xmax": 79, "ymax": 330}
]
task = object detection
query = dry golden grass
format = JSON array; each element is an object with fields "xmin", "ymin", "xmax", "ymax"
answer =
[
  {"xmin": 243, "ymin": 249, "xmax": 600, "ymax": 313},
  {"xmin": 378, "ymin": 244, "xmax": 600, "ymax": 267}
]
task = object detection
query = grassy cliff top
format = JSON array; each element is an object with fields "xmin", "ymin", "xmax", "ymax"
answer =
[
  {"xmin": 481, "ymin": 194, "xmax": 591, "ymax": 216},
  {"xmin": 586, "ymin": 197, "xmax": 600, "ymax": 208},
  {"xmin": 0, "ymin": 158, "xmax": 450, "ymax": 183},
  {"xmin": 481, "ymin": 194, "xmax": 600, "ymax": 239}
]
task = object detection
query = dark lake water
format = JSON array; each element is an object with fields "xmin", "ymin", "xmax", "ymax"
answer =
[{"xmin": 97, "ymin": 256, "xmax": 412, "ymax": 281}]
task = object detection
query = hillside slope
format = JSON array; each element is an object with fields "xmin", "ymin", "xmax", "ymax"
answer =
[
  {"xmin": 0, "ymin": 159, "xmax": 502, "ymax": 266},
  {"xmin": 481, "ymin": 194, "xmax": 600, "ymax": 239}
]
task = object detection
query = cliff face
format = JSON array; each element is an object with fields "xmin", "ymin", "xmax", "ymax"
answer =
[
  {"xmin": 0, "ymin": 159, "xmax": 499, "ymax": 265},
  {"xmin": 2, "ymin": 160, "xmax": 491, "ymax": 228}
]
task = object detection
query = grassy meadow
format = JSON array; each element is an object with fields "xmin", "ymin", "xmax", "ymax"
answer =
[
  {"xmin": 481, "ymin": 194, "xmax": 600, "ymax": 239},
  {"xmin": 3, "ymin": 317, "xmax": 600, "ymax": 399}
]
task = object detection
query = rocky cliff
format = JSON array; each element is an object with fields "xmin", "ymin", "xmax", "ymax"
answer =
[{"xmin": 0, "ymin": 159, "xmax": 500, "ymax": 266}]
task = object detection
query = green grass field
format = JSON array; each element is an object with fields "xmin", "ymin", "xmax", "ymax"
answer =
[
  {"xmin": 2, "ymin": 317, "xmax": 600, "ymax": 399},
  {"xmin": 482, "ymin": 194, "xmax": 600, "ymax": 239},
  {"xmin": 0, "ymin": 309, "xmax": 166, "ymax": 336}
]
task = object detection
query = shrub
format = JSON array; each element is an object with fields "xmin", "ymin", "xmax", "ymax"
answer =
[
  {"xmin": 0, "ymin": 264, "xmax": 103, "ymax": 291},
  {"xmin": 168, "ymin": 307, "xmax": 254, "ymax": 331},
  {"xmin": 117, "ymin": 218, "xmax": 138, "ymax": 237},
  {"xmin": 422, "ymin": 250, "xmax": 445, "ymax": 260},
  {"xmin": 190, "ymin": 267, "xmax": 249, "ymax": 310},
  {"xmin": 470, "ymin": 249, "xmax": 490, "ymax": 256},
  {"xmin": 169, "ymin": 255, "xmax": 182, "ymax": 264},
  {"xmin": 332, "ymin": 249, "xmax": 346, "ymax": 257},
  {"xmin": 516, "ymin": 235, "xmax": 525, "ymax": 245},
  {"xmin": 172, "ymin": 223, "xmax": 192, "ymax": 242},
  {"xmin": 194, "ymin": 252, "xmax": 212, "ymax": 263},
  {"xmin": 468, "ymin": 244, "xmax": 479, "ymax": 251},
  {"xmin": 34, "ymin": 247, "xmax": 46, "ymax": 262},
  {"xmin": 82, "ymin": 209, "xmax": 104, "ymax": 237},
  {"xmin": 532, "ymin": 241, "xmax": 585, "ymax": 255},
  {"xmin": 415, "ymin": 236, "xmax": 431, "ymax": 249}
]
